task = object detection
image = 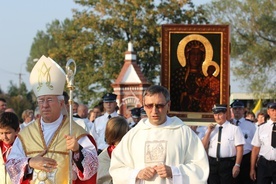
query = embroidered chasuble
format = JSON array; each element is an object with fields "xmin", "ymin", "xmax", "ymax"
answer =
[{"xmin": 18, "ymin": 118, "xmax": 88, "ymax": 184}]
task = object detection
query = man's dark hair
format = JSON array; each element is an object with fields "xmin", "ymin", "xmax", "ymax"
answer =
[
  {"xmin": 143, "ymin": 85, "xmax": 170, "ymax": 102},
  {"xmin": 0, "ymin": 112, "xmax": 19, "ymax": 131},
  {"xmin": 0, "ymin": 98, "xmax": 6, "ymax": 103}
]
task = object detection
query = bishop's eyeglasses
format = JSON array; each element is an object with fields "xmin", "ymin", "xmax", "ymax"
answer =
[{"xmin": 37, "ymin": 98, "xmax": 58, "ymax": 105}]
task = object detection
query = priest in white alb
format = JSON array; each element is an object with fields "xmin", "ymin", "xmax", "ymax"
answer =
[{"xmin": 109, "ymin": 85, "xmax": 209, "ymax": 184}]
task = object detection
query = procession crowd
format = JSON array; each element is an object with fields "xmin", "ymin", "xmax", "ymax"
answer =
[{"xmin": 0, "ymin": 55, "xmax": 275, "ymax": 184}]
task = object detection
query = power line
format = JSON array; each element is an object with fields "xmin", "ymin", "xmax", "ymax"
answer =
[
  {"xmin": 0, "ymin": 67, "xmax": 26, "ymax": 86},
  {"xmin": 0, "ymin": 67, "xmax": 18, "ymax": 75}
]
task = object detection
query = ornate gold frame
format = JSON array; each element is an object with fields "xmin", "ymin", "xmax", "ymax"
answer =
[{"xmin": 161, "ymin": 24, "xmax": 230, "ymax": 123}]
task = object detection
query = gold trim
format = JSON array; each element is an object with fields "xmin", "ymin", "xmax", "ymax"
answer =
[
  {"xmin": 177, "ymin": 34, "xmax": 220, "ymax": 77},
  {"xmin": 202, "ymin": 61, "xmax": 220, "ymax": 77},
  {"xmin": 38, "ymin": 116, "xmax": 66, "ymax": 153},
  {"xmin": 37, "ymin": 62, "xmax": 53, "ymax": 91}
]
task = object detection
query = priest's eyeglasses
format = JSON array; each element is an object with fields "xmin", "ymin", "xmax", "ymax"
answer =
[{"xmin": 144, "ymin": 102, "xmax": 168, "ymax": 110}]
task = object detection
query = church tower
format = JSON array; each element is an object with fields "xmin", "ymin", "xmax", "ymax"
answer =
[{"xmin": 111, "ymin": 42, "xmax": 150, "ymax": 118}]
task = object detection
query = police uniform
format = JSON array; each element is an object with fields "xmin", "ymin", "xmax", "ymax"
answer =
[
  {"xmin": 231, "ymin": 100, "xmax": 256, "ymax": 183},
  {"xmin": 129, "ymin": 107, "xmax": 141, "ymax": 128},
  {"xmin": 140, "ymin": 106, "xmax": 147, "ymax": 118},
  {"xmin": 92, "ymin": 93, "xmax": 118, "ymax": 154},
  {"xmin": 204, "ymin": 104, "xmax": 245, "ymax": 184},
  {"xmin": 251, "ymin": 102, "xmax": 276, "ymax": 184}
]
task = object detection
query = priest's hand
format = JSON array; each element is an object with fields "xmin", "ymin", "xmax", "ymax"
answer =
[
  {"xmin": 154, "ymin": 164, "xmax": 172, "ymax": 178},
  {"xmin": 137, "ymin": 167, "xmax": 156, "ymax": 181},
  {"xmin": 65, "ymin": 135, "xmax": 79, "ymax": 152},
  {"xmin": 28, "ymin": 150, "xmax": 57, "ymax": 172}
]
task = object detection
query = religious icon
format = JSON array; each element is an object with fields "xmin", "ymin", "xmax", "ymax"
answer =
[
  {"xmin": 161, "ymin": 25, "xmax": 230, "ymax": 122},
  {"xmin": 174, "ymin": 34, "xmax": 220, "ymax": 112}
]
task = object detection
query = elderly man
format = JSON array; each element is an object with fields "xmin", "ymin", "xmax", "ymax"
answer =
[
  {"xmin": 110, "ymin": 85, "xmax": 209, "ymax": 184},
  {"xmin": 202, "ymin": 104, "xmax": 245, "ymax": 184},
  {"xmin": 6, "ymin": 55, "xmax": 98, "ymax": 184},
  {"xmin": 73, "ymin": 104, "xmax": 93, "ymax": 135}
]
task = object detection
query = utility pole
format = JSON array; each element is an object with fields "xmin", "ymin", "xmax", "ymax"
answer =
[
  {"xmin": 19, "ymin": 72, "xmax": 22, "ymax": 86},
  {"xmin": 18, "ymin": 63, "xmax": 26, "ymax": 87}
]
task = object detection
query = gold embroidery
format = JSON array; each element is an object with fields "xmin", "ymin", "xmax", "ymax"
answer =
[
  {"xmin": 37, "ymin": 62, "xmax": 53, "ymax": 91},
  {"xmin": 38, "ymin": 116, "xmax": 66, "ymax": 157},
  {"xmin": 19, "ymin": 117, "xmax": 89, "ymax": 184},
  {"xmin": 32, "ymin": 169, "xmax": 57, "ymax": 183}
]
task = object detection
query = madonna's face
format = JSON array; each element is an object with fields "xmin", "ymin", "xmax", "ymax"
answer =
[{"xmin": 189, "ymin": 48, "xmax": 204, "ymax": 67}]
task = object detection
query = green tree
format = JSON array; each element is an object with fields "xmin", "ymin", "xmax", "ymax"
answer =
[
  {"xmin": 27, "ymin": 0, "xmax": 208, "ymax": 105},
  {"xmin": 0, "ymin": 87, "xmax": 3, "ymax": 95},
  {"xmin": 7, "ymin": 82, "xmax": 35, "ymax": 121},
  {"xmin": 26, "ymin": 30, "xmax": 58, "ymax": 72},
  {"xmin": 203, "ymin": 0, "xmax": 276, "ymax": 99}
]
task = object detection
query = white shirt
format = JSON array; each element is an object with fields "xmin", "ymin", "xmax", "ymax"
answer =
[
  {"xmin": 207, "ymin": 121, "xmax": 245, "ymax": 158},
  {"xmin": 19, "ymin": 120, "xmax": 34, "ymax": 130},
  {"xmin": 251, "ymin": 120, "xmax": 276, "ymax": 161},
  {"xmin": 233, "ymin": 118, "xmax": 256, "ymax": 154},
  {"xmin": 97, "ymin": 148, "xmax": 112, "ymax": 184},
  {"xmin": 73, "ymin": 117, "xmax": 93, "ymax": 136},
  {"xmin": 0, "ymin": 148, "xmax": 12, "ymax": 184},
  {"xmin": 196, "ymin": 126, "xmax": 207, "ymax": 139},
  {"xmin": 92, "ymin": 112, "xmax": 118, "ymax": 150}
]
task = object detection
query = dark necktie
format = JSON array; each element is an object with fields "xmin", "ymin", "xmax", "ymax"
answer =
[
  {"xmin": 216, "ymin": 126, "xmax": 223, "ymax": 159},
  {"xmin": 236, "ymin": 120, "xmax": 240, "ymax": 126},
  {"xmin": 108, "ymin": 115, "xmax": 111, "ymax": 119},
  {"xmin": 271, "ymin": 123, "xmax": 276, "ymax": 148}
]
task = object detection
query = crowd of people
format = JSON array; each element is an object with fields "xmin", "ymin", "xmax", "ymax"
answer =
[
  {"xmin": 0, "ymin": 55, "xmax": 275, "ymax": 184},
  {"xmin": 190, "ymin": 101, "xmax": 276, "ymax": 184}
]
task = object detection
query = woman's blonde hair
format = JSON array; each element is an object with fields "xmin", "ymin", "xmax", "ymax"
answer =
[
  {"xmin": 21, "ymin": 109, "xmax": 34, "ymax": 120},
  {"xmin": 105, "ymin": 116, "xmax": 129, "ymax": 145}
]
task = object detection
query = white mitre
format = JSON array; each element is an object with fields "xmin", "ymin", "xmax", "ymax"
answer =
[{"xmin": 30, "ymin": 55, "xmax": 66, "ymax": 97}]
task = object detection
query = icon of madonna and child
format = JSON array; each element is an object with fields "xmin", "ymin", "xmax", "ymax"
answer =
[{"xmin": 170, "ymin": 34, "xmax": 220, "ymax": 112}]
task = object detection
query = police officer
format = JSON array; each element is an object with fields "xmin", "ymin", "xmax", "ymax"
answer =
[
  {"xmin": 140, "ymin": 106, "xmax": 147, "ymax": 119},
  {"xmin": 250, "ymin": 102, "xmax": 276, "ymax": 184},
  {"xmin": 129, "ymin": 107, "xmax": 141, "ymax": 128},
  {"xmin": 202, "ymin": 104, "xmax": 245, "ymax": 184},
  {"xmin": 231, "ymin": 100, "xmax": 256, "ymax": 183},
  {"xmin": 92, "ymin": 93, "xmax": 119, "ymax": 154}
]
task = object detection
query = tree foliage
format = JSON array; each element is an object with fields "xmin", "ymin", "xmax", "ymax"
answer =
[
  {"xmin": 0, "ymin": 82, "xmax": 35, "ymax": 121},
  {"xmin": 203, "ymin": 0, "xmax": 276, "ymax": 99},
  {"xmin": 27, "ymin": 0, "xmax": 208, "ymax": 105}
]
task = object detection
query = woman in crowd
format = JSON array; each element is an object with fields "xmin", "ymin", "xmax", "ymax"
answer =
[{"xmin": 97, "ymin": 116, "xmax": 129, "ymax": 184}]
